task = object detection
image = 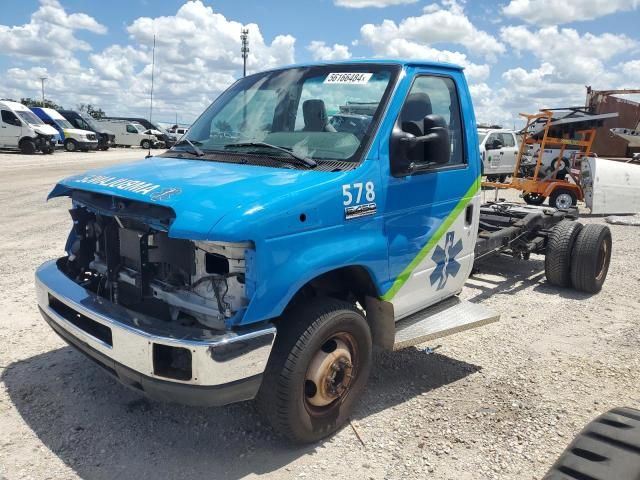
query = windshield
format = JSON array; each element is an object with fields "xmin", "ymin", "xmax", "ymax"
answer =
[
  {"xmin": 56, "ymin": 118, "xmax": 73, "ymax": 129},
  {"xmin": 132, "ymin": 123, "xmax": 146, "ymax": 133},
  {"xmin": 17, "ymin": 111, "xmax": 44, "ymax": 125},
  {"xmin": 478, "ymin": 132, "xmax": 487, "ymax": 143},
  {"xmin": 179, "ymin": 64, "xmax": 399, "ymax": 163},
  {"xmin": 79, "ymin": 113, "xmax": 99, "ymax": 130}
]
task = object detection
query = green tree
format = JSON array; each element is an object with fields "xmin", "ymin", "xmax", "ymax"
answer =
[
  {"xmin": 20, "ymin": 97, "xmax": 64, "ymax": 109},
  {"xmin": 78, "ymin": 103, "xmax": 106, "ymax": 119}
]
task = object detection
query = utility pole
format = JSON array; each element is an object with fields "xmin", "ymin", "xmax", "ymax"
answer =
[
  {"xmin": 39, "ymin": 76, "xmax": 47, "ymax": 107},
  {"xmin": 149, "ymin": 34, "xmax": 156, "ymax": 123},
  {"xmin": 241, "ymin": 28, "xmax": 249, "ymax": 77}
]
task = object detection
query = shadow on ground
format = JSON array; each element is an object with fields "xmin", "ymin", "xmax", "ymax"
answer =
[{"xmin": 2, "ymin": 343, "xmax": 479, "ymax": 480}]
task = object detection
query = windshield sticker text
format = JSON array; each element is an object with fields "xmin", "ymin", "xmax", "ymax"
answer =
[
  {"xmin": 74, "ymin": 175, "xmax": 160, "ymax": 196},
  {"xmin": 324, "ymin": 73, "xmax": 373, "ymax": 85}
]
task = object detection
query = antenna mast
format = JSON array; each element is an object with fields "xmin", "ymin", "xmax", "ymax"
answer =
[{"xmin": 241, "ymin": 28, "xmax": 249, "ymax": 77}]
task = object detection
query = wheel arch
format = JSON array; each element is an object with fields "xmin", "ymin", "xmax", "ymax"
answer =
[
  {"xmin": 282, "ymin": 265, "xmax": 395, "ymax": 350},
  {"xmin": 544, "ymin": 182, "xmax": 582, "ymax": 199}
]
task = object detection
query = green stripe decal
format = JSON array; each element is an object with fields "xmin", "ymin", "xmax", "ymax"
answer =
[{"xmin": 381, "ymin": 177, "xmax": 481, "ymax": 302}]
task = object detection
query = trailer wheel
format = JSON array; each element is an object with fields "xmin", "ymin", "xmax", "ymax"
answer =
[
  {"xmin": 523, "ymin": 193, "xmax": 545, "ymax": 205},
  {"xmin": 571, "ymin": 224, "xmax": 612, "ymax": 293},
  {"xmin": 545, "ymin": 220, "xmax": 583, "ymax": 288},
  {"xmin": 19, "ymin": 139, "xmax": 36, "ymax": 155},
  {"xmin": 257, "ymin": 298, "xmax": 372, "ymax": 443},
  {"xmin": 64, "ymin": 139, "xmax": 78, "ymax": 152},
  {"xmin": 549, "ymin": 188, "xmax": 577, "ymax": 209}
]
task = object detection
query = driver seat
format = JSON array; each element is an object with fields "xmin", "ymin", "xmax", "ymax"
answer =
[
  {"xmin": 302, "ymin": 99, "xmax": 336, "ymax": 132},
  {"xmin": 400, "ymin": 92, "xmax": 432, "ymax": 136}
]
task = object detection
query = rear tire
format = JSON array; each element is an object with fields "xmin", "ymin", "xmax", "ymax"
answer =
[
  {"xmin": 523, "ymin": 192, "xmax": 546, "ymax": 205},
  {"xmin": 257, "ymin": 298, "xmax": 372, "ymax": 443},
  {"xmin": 64, "ymin": 139, "xmax": 78, "ymax": 152},
  {"xmin": 545, "ymin": 220, "xmax": 583, "ymax": 288},
  {"xmin": 20, "ymin": 139, "xmax": 36, "ymax": 155},
  {"xmin": 549, "ymin": 188, "xmax": 577, "ymax": 209},
  {"xmin": 571, "ymin": 224, "xmax": 612, "ymax": 293}
]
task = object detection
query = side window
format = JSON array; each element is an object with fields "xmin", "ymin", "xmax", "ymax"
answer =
[
  {"xmin": 400, "ymin": 75, "xmax": 464, "ymax": 166},
  {"xmin": 500, "ymin": 133, "xmax": 515, "ymax": 147},
  {"xmin": 486, "ymin": 133, "xmax": 500, "ymax": 148},
  {"xmin": 126, "ymin": 124, "xmax": 138, "ymax": 133},
  {"xmin": 1, "ymin": 110, "xmax": 20, "ymax": 125}
]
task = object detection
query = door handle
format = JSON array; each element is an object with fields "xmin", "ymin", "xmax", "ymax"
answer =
[{"xmin": 465, "ymin": 204, "xmax": 474, "ymax": 226}]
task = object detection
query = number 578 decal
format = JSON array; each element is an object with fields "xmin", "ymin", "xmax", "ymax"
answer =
[{"xmin": 342, "ymin": 182, "xmax": 377, "ymax": 220}]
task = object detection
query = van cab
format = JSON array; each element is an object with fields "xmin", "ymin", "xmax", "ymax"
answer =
[
  {"xmin": 96, "ymin": 119, "xmax": 163, "ymax": 149},
  {"xmin": 0, "ymin": 101, "xmax": 57, "ymax": 154},
  {"xmin": 58, "ymin": 110, "xmax": 115, "ymax": 150},
  {"xmin": 31, "ymin": 107, "xmax": 99, "ymax": 152},
  {"xmin": 478, "ymin": 128, "xmax": 519, "ymax": 181}
]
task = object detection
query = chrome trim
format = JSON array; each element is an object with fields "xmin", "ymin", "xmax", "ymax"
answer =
[{"xmin": 35, "ymin": 259, "xmax": 275, "ymax": 387}]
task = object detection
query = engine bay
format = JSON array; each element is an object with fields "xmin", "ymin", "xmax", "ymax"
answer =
[{"xmin": 61, "ymin": 191, "xmax": 250, "ymax": 330}]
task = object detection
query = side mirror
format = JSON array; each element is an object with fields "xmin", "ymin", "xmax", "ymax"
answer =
[{"xmin": 390, "ymin": 114, "xmax": 450, "ymax": 176}]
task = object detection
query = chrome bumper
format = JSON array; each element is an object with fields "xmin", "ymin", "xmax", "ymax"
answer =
[{"xmin": 35, "ymin": 259, "xmax": 276, "ymax": 405}]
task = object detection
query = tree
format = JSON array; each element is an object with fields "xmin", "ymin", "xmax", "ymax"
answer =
[
  {"xmin": 20, "ymin": 97, "xmax": 64, "ymax": 110},
  {"xmin": 78, "ymin": 103, "xmax": 106, "ymax": 119}
]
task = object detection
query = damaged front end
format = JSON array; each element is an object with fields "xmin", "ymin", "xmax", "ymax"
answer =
[{"xmin": 63, "ymin": 190, "xmax": 251, "ymax": 330}]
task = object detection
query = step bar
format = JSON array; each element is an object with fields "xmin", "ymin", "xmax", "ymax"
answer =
[{"xmin": 393, "ymin": 297, "xmax": 499, "ymax": 350}]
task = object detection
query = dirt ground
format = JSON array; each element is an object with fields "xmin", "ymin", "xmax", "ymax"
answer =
[{"xmin": 0, "ymin": 148, "xmax": 638, "ymax": 480}]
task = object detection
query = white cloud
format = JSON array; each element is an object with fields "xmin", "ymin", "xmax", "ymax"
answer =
[
  {"xmin": 335, "ymin": 0, "xmax": 417, "ymax": 8},
  {"xmin": 0, "ymin": 1, "xmax": 296, "ymax": 123},
  {"xmin": 503, "ymin": 0, "xmax": 640, "ymax": 26},
  {"xmin": 307, "ymin": 41, "xmax": 352, "ymax": 61},
  {"xmin": 0, "ymin": 0, "xmax": 106, "ymax": 61},
  {"xmin": 360, "ymin": 1, "xmax": 505, "ymax": 60}
]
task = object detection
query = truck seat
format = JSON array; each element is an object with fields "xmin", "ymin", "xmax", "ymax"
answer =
[{"xmin": 302, "ymin": 99, "xmax": 336, "ymax": 132}]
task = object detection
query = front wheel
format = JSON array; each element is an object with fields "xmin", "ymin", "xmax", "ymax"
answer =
[
  {"xmin": 141, "ymin": 139, "xmax": 151, "ymax": 149},
  {"xmin": 257, "ymin": 298, "xmax": 372, "ymax": 443},
  {"xmin": 64, "ymin": 139, "xmax": 78, "ymax": 152}
]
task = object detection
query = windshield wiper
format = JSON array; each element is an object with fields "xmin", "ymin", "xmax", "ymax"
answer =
[
  {"xmin": 172, "ymin": 139, "xmax": 204, "ymax": 157},
  {"xmin": 224, "ymin": 142, "xmax": 317, "ymax": 168}
]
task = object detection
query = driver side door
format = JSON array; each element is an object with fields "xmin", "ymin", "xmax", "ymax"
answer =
[
  {"xmin": 0, "ymin": 110, "xmax": 22, "ymax": 147},
  {"xmin": 383, "ymin": 72, "xmax": 480, "ymax": 320}
]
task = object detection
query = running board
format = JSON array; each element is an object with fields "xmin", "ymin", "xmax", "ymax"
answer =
[{"xmin": 393, "ymin": 297, "xmax": 499, "ymax": 350}]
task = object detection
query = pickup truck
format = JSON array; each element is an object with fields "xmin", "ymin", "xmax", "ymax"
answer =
[{"xmin": 35, "ymin": 60, "xmax": 612, "ymax": 443}]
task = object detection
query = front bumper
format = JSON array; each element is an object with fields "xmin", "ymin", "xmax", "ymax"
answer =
[
  {"xmin": 77, "ymin": 141, "xmax": 98, "ymax": 150},
  {"xmin": 35, "ymin": 259, "xmax": 276, "ymax": 406}
]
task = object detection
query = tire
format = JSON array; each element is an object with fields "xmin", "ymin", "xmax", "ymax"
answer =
[
  {"xmin": 64, "ymin": 139, "xmax": 78, "ymax": 152},
  {"xmin": 20, "ymin": 139, "xmax": 36, "ymax": 155},
  {"xmin": 545, "ymin": 220, "xmax": 583, "ymax": 287},
  {"xmin": 549, "ymin": 188, "xmax": 577, "ymax": 209},
  {"xmin": 486, "ymin": 175, "xmax": 498, "ymax": 182},
  {"xmin": 523, "ymin": 192, "xmax": 546, "ymax": 205},
  {"xmin": 498, "ymin": 174, "xmax": 508, "ymax": 183},
  {"xmin": 257, "ymin": 298, "xmax": 372, "ymax": 443},
  {"xmin": 141, "ymin": 139, "xmax": 151, "ymax": 150},
  {"xmin": 570, "ymin": 224, "xmax": 612, "ymax": 293}
]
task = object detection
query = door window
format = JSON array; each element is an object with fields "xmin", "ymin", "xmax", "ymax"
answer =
[
  {"xmin": 400, "ymin": 75, "xmax": 464, "ymax": 167},
  {"xmin": 1, "ymin": 110, "xmax": 20, "ymax": 126},
  {"xmin": 500, "ymin": 133, "xmax": 515, "ymax": 147},
  {"xmin": 126, "ymin": 124, "xmax": 138, "ymax": 133}
]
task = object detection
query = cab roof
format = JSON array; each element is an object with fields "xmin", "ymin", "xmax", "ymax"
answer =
[{"xmin": 262, "ymin": 58, "xmax": 464, "ymax": 74}]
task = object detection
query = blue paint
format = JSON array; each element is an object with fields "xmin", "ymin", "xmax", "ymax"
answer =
[{"xmin": 48, "ymin": 60, "xmax": 481, "ymax": 327}]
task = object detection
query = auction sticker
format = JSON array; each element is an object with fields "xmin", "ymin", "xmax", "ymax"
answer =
[{"xmin": 324, "ymin": 72, "xmax": 373, "ymax": 84}]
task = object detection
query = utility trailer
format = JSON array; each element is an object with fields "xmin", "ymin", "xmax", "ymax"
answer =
[{"xmin": 35, "ymin": 60, "xmax": 612, "ymax": 444}]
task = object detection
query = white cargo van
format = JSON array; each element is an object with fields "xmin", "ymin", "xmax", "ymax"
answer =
[
  {"xmin": 0, "ymin": 101, "xmax": 58, "ymax": 154},
  {"xmin": 478, "ymin": 128, "xmax": 519, "ymax": 181},
  {"xmin": 96, "ymin": 119, "xmax": 162, "ymax": 149},
  {"xmin": 31, "ymin": 107, "xmax": 99, "ymax": 152}
]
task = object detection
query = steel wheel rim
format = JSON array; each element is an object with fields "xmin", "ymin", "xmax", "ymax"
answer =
[
  {"xmin": 595, "ymin": 239, "xmax": 609, "ymax": 281},
  {"xmin": 556, "ymin": 193, "xmax": 573, "ymax": 209},
  {"xmin": 304, "ymin": 332, "xmax": 358, "ymax": 415}
]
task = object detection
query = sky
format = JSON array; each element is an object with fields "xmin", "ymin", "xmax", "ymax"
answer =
[{"xmin": 0, "ymin": 0, "xmax": 639, "ymax": 127}]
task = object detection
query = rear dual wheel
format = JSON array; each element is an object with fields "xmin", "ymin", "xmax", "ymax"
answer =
[
  {"xmin": 545, "ymin": 222, "xmax": 612, "ymax": 293},
  {"xmin": 258, "ymin": 298, "xmax": 372, "ymax": 443}
]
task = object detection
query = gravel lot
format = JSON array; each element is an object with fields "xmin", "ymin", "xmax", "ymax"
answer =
[{"xmin": 0, "ymin": 148, "xmax": 638, "ymax": 480}]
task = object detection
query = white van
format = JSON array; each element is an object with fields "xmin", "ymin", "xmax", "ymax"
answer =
[
  {"xmin": 96, "ymin": 119, "xmax": 163, "ymax": 149},
  {"xmin": 31, "ymin": 107, "xmax": 99, "ymax": 152},
  {"xmin": 478, "ymin": 128, "xmax": 519, "ymax": 181},
  {"xmin": 0, "ymin": 101, "xmax": 58, "ymax": 154}
]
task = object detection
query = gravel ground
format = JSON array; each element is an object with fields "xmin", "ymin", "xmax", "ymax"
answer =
[{"xmin": 0, "ymin": 148, "xmax": 638, "ymax": 480}]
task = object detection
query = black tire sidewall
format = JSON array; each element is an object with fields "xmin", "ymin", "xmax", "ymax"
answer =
[
  {"xmin": 550, "ymin": 188, "xmax": 577, "ymax": 209},
  {"xmin": 64, "ymin": 139, "xmax": 77, "ymax": 152},
  {"xmin": 523, "ymin": 193, "xmax": 545, "ymax": 205},
  {"xmin": 260, "ymin": 299, "xmax": 372, "ymax": 443},
  {"xmin": 545, "ymin": 220, "xmax": 582, "ymax": 287},
  {"xmin": 571, "ymin": 225, "xmax": 612, "ymax": 293},
  {"xmin": 20, "ymin": 139, "xmax": 36, "ymax": 154},
  {"xmin": 141, "ymin": 140, "xmax": 151, "ymax": 149}
]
